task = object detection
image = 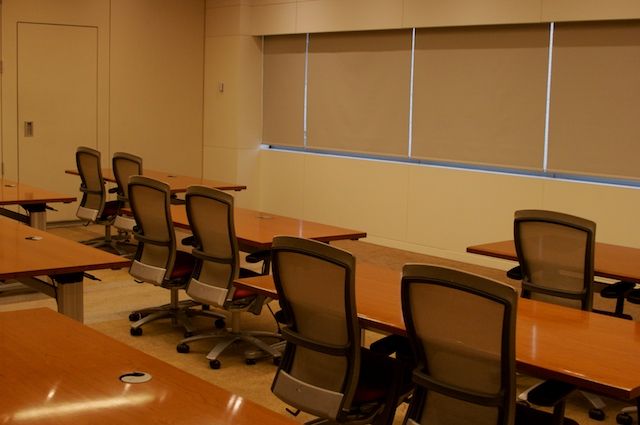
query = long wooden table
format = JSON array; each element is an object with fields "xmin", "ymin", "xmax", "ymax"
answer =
[
  {"xmin": 169, "ymin": 204, "xmax": 367, "ymax": 251},
  {"xmin": 0, "ymin": 308, "xmax": 296, "ymax": 425},
  {"xmin": 235, "ymin": 262, "xmax": 640, "ymax": 403},
  {"xmin": 467, "ymin": 240, "xmax": 640, "ymax": 282},
  {"xmin": 0, "ymin": 178, "xmax": 76, "ymax": 229},
  {"xmin": 0, "ymin": 216, "xmax": 130, "ymax": 322},
  {"xmin": 65, "ymin": 168, "xmax": 247, "ymax": 193}
]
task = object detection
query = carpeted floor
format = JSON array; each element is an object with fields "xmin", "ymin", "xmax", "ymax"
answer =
[{"xmin": 0, "ymin": 224, "xmax": 635, "ymax": 425}]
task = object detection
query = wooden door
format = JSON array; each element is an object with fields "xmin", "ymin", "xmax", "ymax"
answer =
[{"xmin": 17, "ymin": 23, "xmax": 98, "ymax": 221}]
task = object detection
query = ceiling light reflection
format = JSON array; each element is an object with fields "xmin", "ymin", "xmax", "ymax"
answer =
[
  {"xmin": 226, "ymin": 394, "xmax": 244, "ymax": 414},
  {"xmin": 12, "ymin": 393, "xmax": 155, "ymax": 421}
]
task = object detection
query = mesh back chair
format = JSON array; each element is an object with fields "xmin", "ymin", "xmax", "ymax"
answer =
[
  {"xmin": 270, "ymin": 236, "xmax": 406, "ymax": 425},
  {"xmin": 401, "ymin": 264, "xmax": 573, "ymax": 425},
  {"xmin": 127, "ymin": 176, "xmax": 203, "ymax": 337},
  {"xmin": 75, "ymin": 146, "xmax": 124, "ymax": 253},
  {"xmin": 175, "ymin": 186, "xmax": 281, "ymax": 369},
  {"xmin": 111, "ymin": 152, "xmax": 142, "ymax": 234},
  {"xmin": 514, "ymin": 209, "xmax": 605, "ymax": 421}
]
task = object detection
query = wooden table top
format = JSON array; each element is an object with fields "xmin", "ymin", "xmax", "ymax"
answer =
[
  {"xmin": 0, "ymin": 308, "xmax": 297, "ymax": 425},
  {"xmin": 467, "ymin": 240, "xmax": 640, "ymax": 282},
  {"xmin": 65, "ymin": 168, "xmax": 246, "ymax": 192},
  {"xmin": 170, "ymin": 205, "xmax": 367, "ymax": 250},
  {"xmin": 235, "ymin": 262, "xmax": 640, "ymax": 401},
  {"xmin": 0, "ymin": 178, "xmax": 76, "ymax": 205},
  {"xmin": 0, "ymin": 216, "xmax": 129, "ymax": 279}
]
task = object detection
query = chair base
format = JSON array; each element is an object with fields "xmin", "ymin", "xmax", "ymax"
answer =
[
  {"xmin": 81, "ymin": 223, "xmax": 131, "ymax": 256},
  {"xmin": 177, "ymin": 310, "xmax": 283, "ymax": 367},
  {"xmin": 130, "ymin": 290, "xmax": 225, "ymax": 336}
]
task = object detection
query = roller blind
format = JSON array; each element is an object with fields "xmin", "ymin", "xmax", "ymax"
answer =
[
  {"xmin": 547, "ymin": 21, "xmax": 640, "ymax": 180},
  {"xmin": 307, "ymin": 30, "xmax": 412, "ymax": 156},
  {"xmin": 263, "ymin": 34, "xmax": 306, "ymax": 147},
  {"xmin": 412, "ymin": 25, "xmax": 549, "ymax": 170}
]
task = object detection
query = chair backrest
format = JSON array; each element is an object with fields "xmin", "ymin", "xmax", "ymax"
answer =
[
  {"xmin": 401, "ymin": 264, "xmax": 517, "ymax": 425},
  {"xmin": 514, "ymin": 209, "xmax": 595, "ymax": 311},
  {"xmin": 270, "ymin": 236, "xmax": 360, "ymax": 421},
  {"xmin": 75, "ymin": 146, "xmax": 106, "ymax": 221},
  {"xmin": 112, "ymin": 152, "xmax": 143, "ymax": 205},
  {"xmin": 184, "ymin": 186, "xmax": 240, "ymax": 307},
  {"xmin": 128, "ymin": 176, "xmax": 177, "ymax": 284}
]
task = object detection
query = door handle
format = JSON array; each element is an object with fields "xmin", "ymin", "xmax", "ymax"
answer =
[{"xmin": 24, "ymin": 121, "xmax": 34, "ymax": 137}]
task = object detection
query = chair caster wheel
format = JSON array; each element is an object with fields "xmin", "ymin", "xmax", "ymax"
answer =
[
  {"xmin": 176, "ymin": 343, "xmax": 190, "ymax": 353},
  {"xmin": 130, "ymin": 327, "xmax": 142, "ymax": 336},
  {"xmin": 617, "ymin": 413, "xmax": 633, "ymax": 425},
  {"xmin": 589, "ymin": 408, "xmax": 605, "ymax": 421},
  {"xmin": 273, "ymin": 356, "xmax": 281, "ymax": 366},
  {"xmin": 129, "ymin": 312, "xmax": 141, "ymax": 322},
  {"xmin": 214, "ymin": 318, "xmax": 226, "ymax": 329},
  {"xmin": 209, "ymin": 359, "xmax": 221, "ymax": 369},
  {"xmin": 245, "ymin": 359, "xmax": 256, "ymax": 365}
]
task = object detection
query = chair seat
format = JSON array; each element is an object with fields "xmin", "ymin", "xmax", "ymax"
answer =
[
  {"xmin": 601, "ymin": 280, "xmax": 635, "ymax": 298},
  {"xmin": 169, "ymin": 251, "xmax": 196, "ymax": 280},
  {"xmin": 627, "ymin": 288, "xmax": 640, "ymax": 304},
  {"xmin": 527, "ymin": 379, "xmax": 575, "ymax": 407},
  {"xmin": 353, "ymin": 348, "xmax": 401, "ymax": 404},
  {"xmin": 99, "ymin": 200, "xmax": 122, "ymax": 220},
  {"xmin": 233, "ymin": 287, "xmax": 257, "ymax": 300}
]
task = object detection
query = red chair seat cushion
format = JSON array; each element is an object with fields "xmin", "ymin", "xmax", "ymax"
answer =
[
  {"xmin": 353, "ymin": 348, "xmax": 399, "ymax": 404},
  {"xmin": 233, "ymin": 287, "xmax": 257, "ymax": 300},
  {"xmin": 170, "ymin": 251, "xmax": 196, "ymax": 280},
  {"xmin": 100, "ymin": 200, "xmax": 122, "ymax": 219}
]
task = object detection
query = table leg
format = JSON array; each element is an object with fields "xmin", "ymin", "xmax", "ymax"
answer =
[
  {"xmin": 23, "ymin": 204, "xmax": 47, "ymax": 230},
  {"xmin": 53, "ymin": 273, "xmax": 84, "ymax": 323}
]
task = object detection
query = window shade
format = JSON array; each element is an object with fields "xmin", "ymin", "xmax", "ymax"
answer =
[
  {"xmin": 306, "ymin": 30, "xmax": 412, "ymax": 156},
  {"xmin": 547, "ymin": 21, "xmax": 640, "ymax": 180},
  {"xmin": 263, "ymin": 34, "xmax": 306, "ymax": 147},
  {"xmin": 412, "ymin": 25, "xmax": 549, "ymax": 170}
]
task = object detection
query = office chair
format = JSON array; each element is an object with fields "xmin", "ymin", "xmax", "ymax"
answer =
[
  {"xmin": 175, "ymin": 186, "xmax": 281, "ymax": 369},
  {"xmin": 111, "ymin": 152, "xmax": 142, "ymax": 236},
  {"xmin": 400, "ymin": 264, "xmax": 574, "ymax": 425},
  {"xmin": 127, "ymin": 176, "xmax": 206, "ymax": 337},
  {"xmin": 514, "ymin": 209, "xmax": 606, "ymax": 421},
  {"xmin": 269, "ymin": 236, "xmax": 407, "ymax": 425},
  {"xmin": 75, "ymin": 146, "xmax": 125, "ymax": 254}
]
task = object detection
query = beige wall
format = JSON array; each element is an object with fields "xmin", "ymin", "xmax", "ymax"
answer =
[
  {"xmin": 2, "ymin": 0, "xmax": 206, "ymax": 180},
  {"xmin": 202, "ymin": 1, "xmax": 640, "ymax": 269},
  {"xmin": 1, "ymin": 0, "xmax": 110, "ymax": 179},
  {"xmin": 110, "ymin": 0, "xmax": 205, "ymax": 176},
  {"xmin": 246, "ymin": 0, "xmax": 640, "ymax": 35},
  {"xmin": 204, "ymin": 1, "xmax": 263, "ymax": 208},
  {"xmin": 259, "ymin": 150, "xmax": 640, "ymax": 270}
]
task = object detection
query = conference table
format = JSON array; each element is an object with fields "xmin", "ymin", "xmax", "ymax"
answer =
[
  {"xmin": 0, "ymin": 178, "xmax": 76, "ymax": 230},
  {"xmin": 467, "ymin": 240, "xmax": 640, "ymax": 282},
  {"xmin": 65, "ymin": 168, "xmax": 247, "ymax": 193},
  {"xmin": 0, "ymin": 308, "xmax": 296, "ymax": 425},
  {"xmin": 169, "ymin": 204, "xmax": 367, "ymax": 251},
  {"xmin": 234, "ymin": 261, "xmax": 640, "ymax": 406},
  {"xmin": 0, "ymin": 216, "xmax": 130, "ymax": 322}
]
